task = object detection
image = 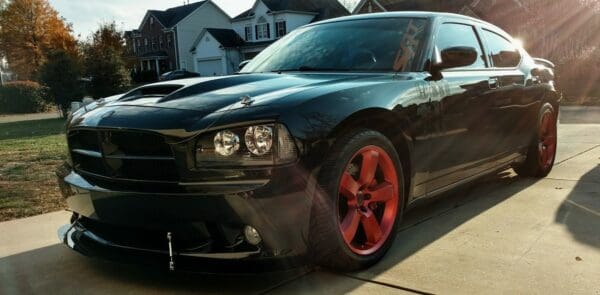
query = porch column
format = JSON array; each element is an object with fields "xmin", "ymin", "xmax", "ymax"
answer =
[{"xmin": 155, "ymin": 59, "xmax": 160, "ymax": 77}]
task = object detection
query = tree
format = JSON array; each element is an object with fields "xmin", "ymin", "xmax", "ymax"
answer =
[
  {"xmin": 82, "ymin": 22, "xmax": 130, "ymax": 99},
  {"xmin": 39, "ymin": 50, "xmax": 83, "ymax": 116},
  {"xmin": 0, "ymin": 0, "xmax": 77, "ymax": 80}
]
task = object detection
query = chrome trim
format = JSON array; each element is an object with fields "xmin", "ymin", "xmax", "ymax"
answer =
[{"xmin": 71, "ymin": 149, "xmax": 102, "ymax": 158}]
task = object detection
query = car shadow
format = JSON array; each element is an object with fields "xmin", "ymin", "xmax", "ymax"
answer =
[
  {"xmin": 0, "ymin": 243, "xmax": 310, "ymax": 294},
  {"xmin": 554, "ymin": 164, "xmax": 600, "ymax": 248}
]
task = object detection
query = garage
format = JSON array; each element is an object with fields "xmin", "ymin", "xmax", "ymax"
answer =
[{"xmin": 196, "ymin": 58, "xmax": 222, "ymax": 77}]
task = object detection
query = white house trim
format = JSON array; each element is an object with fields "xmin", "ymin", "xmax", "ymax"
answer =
[{"xmin": 351, "ymin": 0, "xmax": 387, "ymax": 14}]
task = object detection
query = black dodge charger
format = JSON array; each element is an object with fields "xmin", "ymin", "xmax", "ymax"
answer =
[{"xmin": 57, "ymin": 12, "xmax": 560, "ymax": 271}]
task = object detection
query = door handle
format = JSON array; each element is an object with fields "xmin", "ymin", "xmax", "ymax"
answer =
[{"xmin": 488, "ymin": 78, "xmax": 499, "ymax": 89}]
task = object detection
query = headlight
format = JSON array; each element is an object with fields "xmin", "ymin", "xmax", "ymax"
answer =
[
  {"xmin": 196, "ymin": 123, "xmax": 297, "ymax": 167},
  {"xmin": 245, "ymin": 126, "xmax": 273, "ymax": 156},
  {"xmin": 214, "ymin": 130, "xmax": 240, "ymax": 156}
]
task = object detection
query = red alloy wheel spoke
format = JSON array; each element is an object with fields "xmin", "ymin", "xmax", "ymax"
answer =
[
  {"xmin": 543, "ymin": 135, "xmax": 556, "ymax": 147},
  {"xmin": 340, "ymin": 209, "xmax": 361, "ymax": 242},
  {"xmin": 361, "ymin": 210, "xmax": 383, "ymax": 245},
  {"xmin": 337, "ymin": 145, "xmax": 399, "ymax": 256},
  {"xmin": 540, "ymin": 114, "xmax": 550, "ymax": 135},
  {"xmin": 340, "ymin": 172, "xmax": 360, "ymax": 200},
  {"xmin": 540, "ymin": 149, "xmax": 548, "ymax": 165},
  {"xmin": 359, "ymin": 150, "xmax": 379, "ymax": 186},
  {"xmin": 367, "ymin": 182, "xmax": 394, "ymax": 203}
]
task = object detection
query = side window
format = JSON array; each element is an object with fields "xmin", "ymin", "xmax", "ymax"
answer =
[
  {"xmin": 481, "ymin": 29, "xmax": 521, "ymax": 68},
  {"xmin": 436, "ymin": 23, "xmax": 486, "ymax": 69}
]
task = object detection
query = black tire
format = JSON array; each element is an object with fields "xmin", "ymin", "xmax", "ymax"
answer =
[
  {"xmin": 308, "ymin": 129, "xmax": 405, "ymax": 271},
  {"xmin": 515, "ymin": 103, "xmax": 558, "ymax": 177}
]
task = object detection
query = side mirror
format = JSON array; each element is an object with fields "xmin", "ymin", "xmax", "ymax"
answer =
[
  {"xmin": 238, "ymin": 60, "xmax": 251, "ymax": 70},
  {"xmin": 433, "ymin": 46, "xmax": 478, "ymax": 72}
]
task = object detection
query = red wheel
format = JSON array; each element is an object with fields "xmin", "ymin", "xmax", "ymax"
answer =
[
  {"xmin": 538, "ymin": 110, "xmax": 557, "ymax": 170},
  {"xmin": 309, "ymin": 130, "xmax": 404, "ymax": 271},
  {"xmin": 515, "ymin": 103, "xmax": 558, "ymax": 177},
  {"xmin": 338, "ymin": 146, "xmax": 399, "ymax": 255}
]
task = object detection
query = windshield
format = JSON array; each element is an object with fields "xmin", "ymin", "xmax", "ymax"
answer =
[{"xmin": 241, "ymin": 18, "xmax": 428, "ymax": 73}]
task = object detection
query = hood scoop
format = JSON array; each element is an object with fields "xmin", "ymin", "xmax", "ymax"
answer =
[{"xmin": 120, "ymin": 85, "xmax": 185, "ymax": 102}]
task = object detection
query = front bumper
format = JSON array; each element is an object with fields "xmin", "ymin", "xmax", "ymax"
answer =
[{"xmin": 56, "ymin": 164, "xmax": 314, "ymax": 271}]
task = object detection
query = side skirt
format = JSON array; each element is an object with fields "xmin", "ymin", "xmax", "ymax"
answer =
[{"xmin": 405, "ymin": 154, "xmax": 526, "ymax": 211}]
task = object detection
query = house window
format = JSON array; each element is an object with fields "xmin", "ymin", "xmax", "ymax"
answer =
[
  {"xmin": 152, "ymin": 37, "xmax": 157, "ymax": 50},
  {"xmin": 256, "ymin": 23, "xmax": 268, "ymax": 39},
  {"xmin": 255, "ymin": 16, "xmax": 270, "ymax": 40},
  {"xmin": 255, "ymin": 16, "xmax": 269, "ymax": 40},
  {"xmin": 150, "ymin": 17, "xmax": 154, "ymax": 25},
  {"xmin": 144, "ymin": 38, "xmax": 149, "ymax": 51},
  {"xmin": 245, "ymin": 25, "xmax": 253, "ymax": 41},
  {"xmin": 159, "ymin": 36, "xmax": 164, "ymax": 49},
  {"xmin": 275, "ymin": 21, "xmax": 286, "ymax": 38},
  {"xmin": 167, "ymin": 35, "xmax": 172, "ymax": 48}
]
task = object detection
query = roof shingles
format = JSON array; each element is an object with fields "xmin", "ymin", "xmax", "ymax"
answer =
[
  {"xmin": 233, "ymin": 0, "xmax": 348, "ymax": 21},
  {"xmin": 149, "ymin": 1, "xmax": 206, "ymax": 28}
]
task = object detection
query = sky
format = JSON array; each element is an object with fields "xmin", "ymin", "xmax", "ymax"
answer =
[{"xmin": 48, "ymin": 0, "xmax": 257, "ymax": 40}]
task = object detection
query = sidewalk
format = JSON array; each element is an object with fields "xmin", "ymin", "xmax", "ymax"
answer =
[{"xmin": 0, "ymin": 112, "xmax": 61, "ymax": 124}]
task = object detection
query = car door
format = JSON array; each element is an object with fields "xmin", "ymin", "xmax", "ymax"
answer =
[
  {"xmin": 425, "ymin": 21, "xmax": 498, "ymax": 193},
  {"xmin": 479, "ymin": 28, "xmax": 538, "ymax": 153}
]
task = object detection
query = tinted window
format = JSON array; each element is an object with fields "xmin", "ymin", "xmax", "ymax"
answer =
[
  {"xmin": 481, "ymin": 29, "xmax": 521, "ymax": 68},
  {"xmin": 436, "ymin": 23, "xmax": 486, "ymax": 69},
  {"xmin": 241, "ymin": 18, "xmax": 428, "ymax": 73}
]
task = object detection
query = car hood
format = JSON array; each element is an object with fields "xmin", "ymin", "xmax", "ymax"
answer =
[
  {"xmin": 69, "ymin": 73, "xmax": 414, "ymax": 136},
  {"xmin": 109, "ymin": 73, "xmax": 396, "ymax": 112}
]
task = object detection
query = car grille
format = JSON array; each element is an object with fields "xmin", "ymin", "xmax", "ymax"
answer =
[{"xmin": 68, "ymin": 129, "xmax": 179, "ymax": 182}]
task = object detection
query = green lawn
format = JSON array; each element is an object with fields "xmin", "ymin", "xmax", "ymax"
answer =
[{"xmin": 0, "ymin": 118, "xmax": 68, "ymax": 221}]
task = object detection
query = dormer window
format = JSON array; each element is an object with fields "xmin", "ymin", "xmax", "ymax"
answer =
[
  {"xmin": 150, "ymin": 17, "xmax": 154, "ymax": 25},
  {"xmin": 255, "ymin": 16, "xmax": 270, "ymax": 40}
]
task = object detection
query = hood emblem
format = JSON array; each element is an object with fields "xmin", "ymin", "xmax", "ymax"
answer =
[{"xmin": 240, "ymin": 95, "xmax": 254, "ymax": 106}]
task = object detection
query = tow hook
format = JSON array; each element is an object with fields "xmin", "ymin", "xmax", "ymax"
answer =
[{"xmin": 167, "ymin": 232, "xmax": 175, "ymax": 271}]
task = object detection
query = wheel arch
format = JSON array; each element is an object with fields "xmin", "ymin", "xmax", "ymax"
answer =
[{"xmin": 328, "ymin": 107, "xmax": 414, "ymax": 205}]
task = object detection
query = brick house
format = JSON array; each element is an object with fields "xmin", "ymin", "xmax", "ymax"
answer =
[{"xmin": 125, "ymin": 0, "xmax": 231, "ymax": 78}]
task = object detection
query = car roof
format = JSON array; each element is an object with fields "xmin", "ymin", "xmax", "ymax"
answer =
[{"xmin": 311, "ymin": 11, "xmax": 496, "ymax": 29}]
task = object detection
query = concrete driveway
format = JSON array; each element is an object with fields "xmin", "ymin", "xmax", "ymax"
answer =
[{"xmin": 1, "ymin": 107, "xmax": 599, "ymax": 294}]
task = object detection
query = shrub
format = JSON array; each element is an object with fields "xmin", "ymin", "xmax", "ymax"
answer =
[
  {"xmin": 0, "ymin": 81, "xmax": 49, "ymax": 114},
  {"xmin": 39, "ymin": 50, "xmax": 85, "ymax": 116}
]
